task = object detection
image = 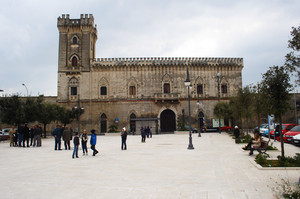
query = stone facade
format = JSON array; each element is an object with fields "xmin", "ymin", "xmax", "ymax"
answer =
[{"xmin": 57, "ymin": 14, "xmax": 243, "ymax": 133}]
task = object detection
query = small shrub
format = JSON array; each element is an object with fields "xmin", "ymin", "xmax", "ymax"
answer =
[
  {"xmin": 273, "ymin": 178, "xmax": 300, "ymax": 199},
  {"xmin": 255, "ymin": 153, "xmax": 268, "ymax": 166},
  {"xmin": 108, "ymin": 124, "xmax": 118, "ymax": 132}
]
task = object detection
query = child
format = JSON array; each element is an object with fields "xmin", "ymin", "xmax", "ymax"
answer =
[{"xmin": 72, "ymin": 132, "xmax": 80, "ymax": 159}]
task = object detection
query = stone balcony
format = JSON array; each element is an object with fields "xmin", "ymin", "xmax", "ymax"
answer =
[{"xmin": 153, "ymin": 93, "xmax": 180, "ymax": 103}]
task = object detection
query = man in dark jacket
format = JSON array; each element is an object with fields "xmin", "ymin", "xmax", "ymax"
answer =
[
  {"xmin": 23, "ymin": 123, "xmax": 30, "ymax": 147},
  {"xmin": 62, "ymin": 126, "xmax": 72, "ymax": 150},
  {"xmin": 121, "ymin": 127, "xmax": 128, "ymax": 150},
  {"xmin": 52, "ymin": 125, "xmax": 63, "ymax": 150}
]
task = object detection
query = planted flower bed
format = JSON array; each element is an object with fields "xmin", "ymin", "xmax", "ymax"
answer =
[{"xmin": 255, "ymin": 153, "xmax": 300, "ymax": 167}]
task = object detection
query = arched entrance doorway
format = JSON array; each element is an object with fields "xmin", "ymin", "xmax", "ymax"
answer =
[
  {"xmin": 160, "ymin": 109, "xmax": 176, "ymax": 132},
  {"xmin": 129, "ymin": 113, "xmax": 136, "ymax": 133},
  {"xmin": 100, "ymin": 113, "xmax": 107, "ymax": 133}
]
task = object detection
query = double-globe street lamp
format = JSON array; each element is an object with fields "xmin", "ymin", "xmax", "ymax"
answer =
[{"xmin": 184, "ymin": 66, "xmax": 194, "ymax": 150}]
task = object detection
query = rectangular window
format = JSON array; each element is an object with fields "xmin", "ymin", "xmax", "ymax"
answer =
[
  {"xmin": 129, "ymin": 86, "xmax": 136, "ymax": 95},
  {"xmin": 163, "ymin": 83, "xmax": 170, "ymax": 94},
  {"xmin": 100, "ymin": 86, "xmax": 107, "ymax": 95},
  {"xmin": 197, "ymin": 84, "xmax": 203, "ymax": 94},
  {"xmin": 221, "ymin": 84, "xmax": 227, "ymax": 94},
  {"xmin": 70, "ymin": 87, "xmax": 77, "ymax": 96}
]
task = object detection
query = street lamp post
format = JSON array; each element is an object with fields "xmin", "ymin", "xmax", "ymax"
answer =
[
  {"xmin": 217, "ymin": 73, "xmax": 221, "ymax": 134},
  {"xmin": 73, "ymin": 95, "xmax": 84, "ymax": 133},
  {"xmin": 184, "ymin": 66, "xmax": 194, "ymax": 150},
  {"xmin": 22, "ymin": 84, "xmax": 29, "ymax": 96},
  {"xmin": 197, "ymin": 92, "xmax": 201, "ymax": 137}
]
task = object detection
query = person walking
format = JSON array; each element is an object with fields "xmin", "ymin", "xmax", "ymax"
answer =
[
  {"xmin": 9, "ymin": 126, "xmax": 16, "ymax": 147},
  {"xmin": 121, "ymin": 127, "xmax": 128, "ymax": 150},
  {"xmin": 81, "ymin": 129, "xmax": 88, "ymax": 155},
  {"xmin": 141, "ymin": 127, "xmax": 146, "ymax": 143},
  {"xmin": 52, "ymin": 125, "xmax": 63, "ymax": 150},
  {"xmin": 90, "ymin": 129, "xmax": 98, "ymax": 156},
  {"xmin": 62, "ymin": 126, "xmax": 72, "ymax": 150},
  {"xmin": 72, "ymin": 132, "xmax": 80, "ymax": 159}
]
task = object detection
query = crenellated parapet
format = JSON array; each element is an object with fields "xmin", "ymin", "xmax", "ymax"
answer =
[
  {"xmin": 57, "ymin": 14, "xmax": 97, "ymax": 34},
  {"xmin": 91, "ymin": 57, "xmax": 243, "ymax": 68}
]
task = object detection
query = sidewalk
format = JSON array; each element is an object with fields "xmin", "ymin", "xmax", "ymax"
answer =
[{"xmin": 0, "ymin": 133, "xmax": 299, "ymax": 199}]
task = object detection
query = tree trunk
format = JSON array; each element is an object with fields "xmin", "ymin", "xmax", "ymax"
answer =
[
  {"xmin": 43, "ymin": 123, "xmax": 47, "ymax": 138},
  {"xmin": 279, "ymin": 115, "xmax": 285, "ymax": 157}
]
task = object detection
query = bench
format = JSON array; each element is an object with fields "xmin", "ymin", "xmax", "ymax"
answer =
[{"xmin": 254, "ymin": 140, "xmax": 270, "ymax": 157}]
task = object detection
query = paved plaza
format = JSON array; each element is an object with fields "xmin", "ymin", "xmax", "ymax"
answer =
[{"xmin": 0, "ymin": 132, "xmax": 300, "ymax": 199}]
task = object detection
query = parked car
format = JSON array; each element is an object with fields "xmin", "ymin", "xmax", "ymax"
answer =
[
  {"xmin": 259, "ymin": 124, "xmax": 269, "ymax": 135},
  {"xmin": 202, "ymin": 125, "xmax": 219, "ymax": 132},
  {"xmin": 283, "ymin": 125, "xmax": 300, "ymax": 143},
  {"xmin": 263, "ymin": 129, "xmax": 270, "ymax": 137},
  {"xmin": 0, "ymin": 128, "xmax": 10, "ymax": 140},
  {"xmin": 184, "ymin": 126, "xmax": 198, "ymax": 133},
  {"xmin": 221, "ymin": 126, "xmax": 231, "ymax": 131},
  {"xmin": 270, "ymin": 124, "xmax": 298, "ymax": 140},
  {"xmin": 291, "ymin": 134, "xmax": 300, "ymax": 146}
]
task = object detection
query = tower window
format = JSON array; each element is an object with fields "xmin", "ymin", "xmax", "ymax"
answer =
[
  {"xmin": 72, "ymin": 37, "xmax": 78, "ymax": 44},
  {"xmin": 129, "ymin": 86, "xmax": 136, "ymax": 95},
  {"xmin": 163, "ymin": 83, "xmax": 170, "ymax": 94},
  {"xmin": 197, "ymin": 84, "xmax": 203, "ymax": 94},
  {"xmin": 70, "ymin": 87, "xmax": 77, "ymax": 96},
  {"xmin": 72, "ymin": 56, "xmax": 78, "ymax": 66},
  {"xmin": 221, "ymin": 84, "xmax": 228, "ymax": 94},
  {"xmin": 100, "ymin": 86, "xmax": 107, "ymax": 95}
]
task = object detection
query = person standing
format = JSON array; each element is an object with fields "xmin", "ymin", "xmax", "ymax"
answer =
[
  {"xmin": 52, "ymin": 125, "xmax": 63, "ymax": 150},
  {"xmin": 23, "ymin": 123, "xmax": 30, "ymax": 147},
  {"xmin": 81, "ymin": 129, "xmax": 88, "ymax": 155},
  {"xmin": 30, "ymin": 125, "xmax": 36, "ymax": 146},
  {"xmin": 72, "ymin": 132, "xmax": 80, "ymax": 159},
  {"xmin": 18, "ymin": 123, "xmax": 24, "ymax": 147},
  {"xmin": 62, "ymin": 126, "xmax": 72, "ymax": 150},
  {"xmin": 90, "ymin": 129, "xmax": 98, "ymax": 156},
  {"xmin": 13, "ymin": 129, "xmax": 18, "ymax": 147},
  {"xmin": 141, "ymin": 127, "xmax": 146, "ymax": 143},
  {"xmin": 233, "ymin": 126, "xmax": 240, "ymax": 142},
  {"xmin": 37, "ymin": 124, "xmax": 42, "ymax": 146},
  {"xmin": 34, "ymin": 125, "xmax": 42, "ymax": 147},
  {"xmin": 9, "ymin": 126, "xmax": 16, "ymax": 147},
  {"xmin": 121, "ymin": 127, "xmax": 128, "ymax": 150}
]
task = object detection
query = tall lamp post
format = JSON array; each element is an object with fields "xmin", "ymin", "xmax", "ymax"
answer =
[
  {"xmin": 22, "ymin": 84, "xmax": 29, "ymax": 96},
  {"xmin": 197, "ymin": 92, "xmax": 201, "ymax": 137},
  {"xmin": 217, "ymin": 73, "xmax": 221, "ymax": 134},
  {"xmin": 73, "ymin": 95, "xmax": 84, "ymax": 133},
  {"xmin": 184, "ymin": 66, "xmax": 194, "ymax": 150}
]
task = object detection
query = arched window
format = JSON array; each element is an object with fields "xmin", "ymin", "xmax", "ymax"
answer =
[
  {"xmin": 221, "ymin": 84, "xmax": 228, "ymax": 94},
  {"xmin": 72, "ymin": 36, "xmax": 78, "ymax": 44},
  {"xmin": 72, "ymin": 56, "xmax": 78, "ymax": 66},
  {"xmin": 129, "ymin": 86, "xmax": 136, "ymax": 95},
  {"xmin": 100, "ymin": 86, "xmax": 107, "ymax": 95},
  {"xmin": 197, "ymin": 84, "xmax": 203, "ymax": 94},
  {"xmin": 163, "ymin": 83, "xmax": 170, "ymax": 94}
]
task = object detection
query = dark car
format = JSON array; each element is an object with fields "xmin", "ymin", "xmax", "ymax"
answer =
[{"xmin": 184, "ymin": 125, "xmax": 198, "ymax": 133}]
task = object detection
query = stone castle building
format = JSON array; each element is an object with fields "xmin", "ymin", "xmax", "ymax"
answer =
[{"xmin": 57, "ymin": 14, "xmax": 243, "ymax": 133}]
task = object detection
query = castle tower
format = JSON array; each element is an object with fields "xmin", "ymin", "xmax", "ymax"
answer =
[{"xmin": 57, "ymin": 14, "xmax": 97, "ymax": 101}]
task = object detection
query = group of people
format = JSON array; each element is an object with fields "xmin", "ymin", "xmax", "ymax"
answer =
[
  {"xmin": 140, "ymin": 126, "xmax": 152, "ymax": 143},
  {"xmin": 52, "ymin": 125, "xmax": 98, "ymax": 159},
  {"xmin": 8, "ymin": 123, "xmax": 43, "ymax": 147}
]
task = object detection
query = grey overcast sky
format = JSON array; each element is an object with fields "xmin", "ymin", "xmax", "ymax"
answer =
[{"xmin": 0, "ymin": 0, "xmax": 299, "ymax": 96}]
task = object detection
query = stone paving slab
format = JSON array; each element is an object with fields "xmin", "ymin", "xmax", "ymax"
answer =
[{"xmin": 0, "ymin": 133, "xmax": 300, "ymax": 199}]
